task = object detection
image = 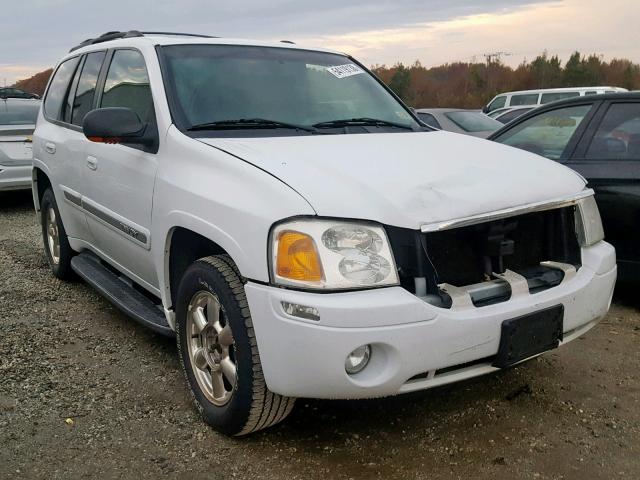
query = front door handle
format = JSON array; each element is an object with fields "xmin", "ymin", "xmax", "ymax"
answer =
[
  {"xmin": 86, "ymin": 156, "xmax": 98, "ymax": 171},
  {"xmin": 45, "ymin": 142, "xmax": 56, "ymax": 154}
]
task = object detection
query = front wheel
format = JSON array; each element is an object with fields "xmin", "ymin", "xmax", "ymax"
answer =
[{"xmin": 175, "ymin": 255, "xmax": 295, "ymax": 436}]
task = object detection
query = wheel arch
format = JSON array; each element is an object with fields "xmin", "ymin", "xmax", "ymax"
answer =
[
  {"xmin": 163, "ymin": 223, "xmax": 247, "ymax": 311},
  {"xmin": 32, "ymin": 166, "xmax": 52, "ymax": 216}
]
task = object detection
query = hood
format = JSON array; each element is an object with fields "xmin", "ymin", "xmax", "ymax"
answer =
[{"xmin": 197, "ymin": 131, "xmax": 586, "ymax": 230}]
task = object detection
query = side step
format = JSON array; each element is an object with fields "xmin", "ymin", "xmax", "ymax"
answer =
[{"xmin": 71, "ymin": 252, "xmax": 174, "ymax": 337}]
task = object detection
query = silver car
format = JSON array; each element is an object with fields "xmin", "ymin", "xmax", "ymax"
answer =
[
  {"xmin": 0, "ymin": 98, "xmax": 40, "ymax": 191},
  {"xmin": 416, "ymin": 108, "xmax": 502, "ymax": 138}
]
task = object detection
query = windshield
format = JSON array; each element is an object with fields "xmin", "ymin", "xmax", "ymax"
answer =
[
  {"xmin": 160, "ymin": 44, "xmax": 419, "ymax": 135},
  {"xmin": 0, "ymin": 100, "xmax": 40, "ymax": 125},
  {"xmin": 445, "ymin": 111, "xmax": 502, "ymax": 132}
]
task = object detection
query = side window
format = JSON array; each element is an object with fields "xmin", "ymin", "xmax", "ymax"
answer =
[
  {"xmin": 510, "ymin": 93, "xmax": 539, "ymax": 106},
  {"xmin": 43, "ymin": 56, "xmax": 80, "ymax": 121},
  {"xmin": 71, "ymin": 51, "xmax": 106, "ymax": 126},
  {"xmin": 540, "ymin": 92, "xmax": 580, "ymax": 104},
  {"xmin": 487, "ymin": 95, "xmax": 506, "ymax": 112},
  {"xmin": 586, "ymin": 103, "xmax": 640, "ymax": 159},
  {"xmin": 100, "ymin": 49, "xmax": 153, "ymax": 123},
  {"xmin": 495, "ymin": 104, "xmax": 593, "ymax": 160},
  {"xmin": 417, "ymin": 112, "xmax": 441, "ymax": 129}
]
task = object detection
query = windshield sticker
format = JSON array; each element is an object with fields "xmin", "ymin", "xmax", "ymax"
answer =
[{"xmin": 326, "ymin": 64, "xmax": 365, "ymax": 79}]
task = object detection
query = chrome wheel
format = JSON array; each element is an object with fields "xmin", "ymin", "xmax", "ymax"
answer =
[
  {"xmin": 46, "ymin": 206, "xmax": 60, "ymax": 265},
  {"xmin": 186, "ymin": 291, "xmax": 236, "ymax": 406}
]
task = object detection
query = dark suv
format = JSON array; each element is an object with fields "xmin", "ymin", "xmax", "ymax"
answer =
[{"xmin": 490, "ymin": 92, "xmax": 640, "ymax": 281}]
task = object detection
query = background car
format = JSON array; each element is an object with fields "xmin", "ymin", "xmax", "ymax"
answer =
[
  {"xmin": 492, "ymin": 106, "xmax": 536, "ymax": 124},
  {"xmin": 0, "ymin": 87, "xmax": 40, "ymax": 99},
  {"xmin": 483, "ymin": 86, "xmax": 627, "ymax": 114},
  {"xmin": 489, "ymin": 92, "xmax": 640, "ymax": 281},
  {"xmin": 416, "ymin": 108, "xmax": 502, "ymax": 138},
  {"xmin": 0, "ymin": 98, "xmax": 40, "ymax": 191}
]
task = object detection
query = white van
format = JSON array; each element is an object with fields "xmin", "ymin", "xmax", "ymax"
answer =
[{"xmin": 484, "ymin": 87, "xmax": 628, "ymax": 113}]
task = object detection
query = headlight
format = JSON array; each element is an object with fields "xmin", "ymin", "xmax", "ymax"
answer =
[
  {"xmin": 271, "ymin": 219, "xmax": 399, "ymax": 290},
  {"xmin": 575, "ymin": 195, "xmax": 604, "ymax": 246}
]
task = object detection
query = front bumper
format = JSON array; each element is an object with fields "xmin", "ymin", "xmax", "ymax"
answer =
[
  {"xmin": 246, "ymin": 241, "xmax": 616, "ymax": 399},
  {"xmin": 0, "ymin": 164, "xmax": 31, "ymax": 191}
]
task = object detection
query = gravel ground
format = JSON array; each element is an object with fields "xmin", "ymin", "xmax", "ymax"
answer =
[{"xmin": 1, "ymin": 190, "xmax": 639, "ymax": 480}]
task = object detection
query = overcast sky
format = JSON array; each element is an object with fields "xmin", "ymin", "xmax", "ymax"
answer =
[{"xmin": 1, "ymin": 0, "xmax": 638, "ymax": 85}]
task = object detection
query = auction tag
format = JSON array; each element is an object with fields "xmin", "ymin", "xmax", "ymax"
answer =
[{"xmin": 326, "ymin": 64, "xmax": 364, "ymax": 79}]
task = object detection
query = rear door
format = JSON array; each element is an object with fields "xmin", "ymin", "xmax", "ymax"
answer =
[
  {"xmin": 565, "ymin": 100, "xmax": 640, "ymax": 274},
  {"xmin": 36, "ymin": 55, "xmax": 94, "ymax": 241}
]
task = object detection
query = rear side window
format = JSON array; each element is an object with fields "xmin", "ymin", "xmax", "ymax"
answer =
[
  {"xmin": 71, "ymin": 51, "xmax": 106, "ymax": 126},
  {"xmin": 487, "ymin": 95, "xmax": 506, "ymax": 112},
  {"xmin": 510, "ymin": 93, "xmax": 539, "ymax": 106},
  {"xmin": 100, "ymin": 49, "xmax": 153, "ymax": 123},
  {"xmin": 0, "ymin": 101, "xmax": 40, "ymax": 125},
  {"xmin": 586, "ymin": 103, "xmax": 640, "ymax": 159},
  {"xmin": 417, "ymin": 112, "xmax": 441, "ymax": 129},
  {"xmin": 43, "ymin": 56, "xmax": 80, "ymax": 120},
  {"xmin": 495, "ymin": 104, "xmax": 592, "ymax": 160},
  {"xmin": 540, "ymin": 92, "xmax": 580, "ymax": 104}
]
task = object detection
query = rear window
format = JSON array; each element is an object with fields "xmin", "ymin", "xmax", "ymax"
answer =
[
  {"xmin": 44, "ymin": 56, "xmax": 80, "ymax": 121},
  {"xmin": 510, "ymin": 93, "xmax": 539, "ymax": 106},
  {"xmin": 0, "ymin": 100, "xmax": 40, "ymax": 125},
  {"xmin": 444, "ymin": 111, "xmax": 501, "ymax": 132},
  {"xmin": 497, "ymin": 108, "xmax": 533, "ymax": 124},
  {"xmin": 540, "ymin": 92, "xmax": 580, "ymax": 104},
  {"xmin": 417, "ymin": 112, "xmax": 441, "ymax": 129}
]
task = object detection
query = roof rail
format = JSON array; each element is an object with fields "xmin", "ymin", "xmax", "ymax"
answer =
[
  {"xmin": 140, "ymin": 31, "xmax": 215, "ymax": 38},
  {"xmin": 69, "ymin": 30, "xmax": 216, "ymax": 52},
  {"xmin": 69, "ymin": 30, "xmax": 143, "ymax": 52}
]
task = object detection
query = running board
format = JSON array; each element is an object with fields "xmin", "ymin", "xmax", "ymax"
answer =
[{"xmin": 71, "ymin": 252, "xmax": 174, "ymax": 337}]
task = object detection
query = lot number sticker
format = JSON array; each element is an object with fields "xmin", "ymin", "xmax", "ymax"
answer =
[{"xmin": 326, "ymin": 64, "xmax": 365, "ymax": 78}]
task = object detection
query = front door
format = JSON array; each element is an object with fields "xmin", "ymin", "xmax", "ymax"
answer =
[{"xmin": 81, "ymin": 48, "xmax": 159, "ymax": 289}]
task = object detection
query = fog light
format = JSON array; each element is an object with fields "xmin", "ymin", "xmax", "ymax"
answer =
[
  {"xmin": 281, "ymin": 301, "xmax": 320, "ymax": 321},
  {"xmin": 345, "ymin": 345, "xmax": 371, "ymax": 374}
]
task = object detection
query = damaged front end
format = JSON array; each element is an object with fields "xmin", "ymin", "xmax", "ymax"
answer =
[{"xmin": 387, "ymin": 191, "xmax": 601, "ymax": 309}]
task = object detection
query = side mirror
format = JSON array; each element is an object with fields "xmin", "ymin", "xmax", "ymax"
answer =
[
  {"xmin": 83, "ymin": 107, "xmax": 148, "ymax": 145},
  {"xmin": 482, "ymin": 106, "xmax": 489, "ymax": 114}
]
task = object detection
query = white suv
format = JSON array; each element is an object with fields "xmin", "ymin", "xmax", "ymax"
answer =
[{"xmin": 32, "ymin": 31, "xmax": 617, "ymax": 436}]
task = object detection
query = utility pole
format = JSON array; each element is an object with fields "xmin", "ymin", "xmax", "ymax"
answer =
[{"xmin": 483, "ymin": 52, "xmax": 512, "ymax": 64}]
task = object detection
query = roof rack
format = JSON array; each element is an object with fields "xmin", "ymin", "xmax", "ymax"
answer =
[
  {"xmin": 69, "ymin": 30, "xmax": 215, "ymax": 52},
  {"xmin": 140, "ymin": 31, "xmax": 215, "ymax": 38}
]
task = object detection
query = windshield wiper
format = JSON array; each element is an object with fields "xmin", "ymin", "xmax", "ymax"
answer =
[
  {"xmin": 312, "ymin": 117, "xmax": 415, "ymax": 130},
  {"xmin": 187, "ymin": 118, "xmax": 316, "ymax": 132}
]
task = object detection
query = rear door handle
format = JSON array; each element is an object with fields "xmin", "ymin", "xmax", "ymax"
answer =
[
  {"xmin": 86, "ymin": 156, "xmax": 98, "ymax": 171},
  {"xmin": 45, "ymin": 142, "xmax": 56, "ymax": 154}
]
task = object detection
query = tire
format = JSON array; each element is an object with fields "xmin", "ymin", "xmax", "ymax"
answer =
[
  {"xmin": 40, "ymin": 188, "xmax": 74, "ymax": 280},
  {"xmin": 176, "ymin": 255, "xmax": 295, "ymax": 436}
]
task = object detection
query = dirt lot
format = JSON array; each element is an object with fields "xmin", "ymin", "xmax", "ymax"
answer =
[{"xmin": 0, "ymin": 190, "xmax": 639, "ymax": 480}]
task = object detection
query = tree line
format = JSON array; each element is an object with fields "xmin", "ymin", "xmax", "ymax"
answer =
[
  {"xmin": 13, "ymin": 51, "xmax": 640, "ymax": 109},
  {"xmin": 372, "ymin": 51, "xmax": 640, "ymax": 108}
]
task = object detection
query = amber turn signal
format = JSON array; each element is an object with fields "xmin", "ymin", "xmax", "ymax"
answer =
[{"xmin": 276, "ymin": 231, "xmax": 324, "ymax": 282}]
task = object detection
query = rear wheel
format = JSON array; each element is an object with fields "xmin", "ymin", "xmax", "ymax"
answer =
[
  {"xmin": 176, "ymin": 255, "xmax": 295, "ymax": 436},
  {"xmin": 40, "ymin": 188, "xmax": 74, "ymax": 280}
]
